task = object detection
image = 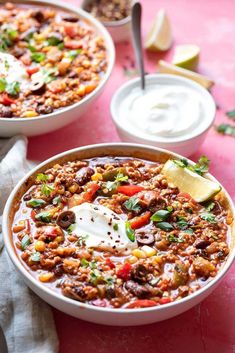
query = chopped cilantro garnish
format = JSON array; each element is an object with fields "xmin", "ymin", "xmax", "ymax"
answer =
[
  {"xmin": 27, "ymin": 199, "xmax": 46, "ymax": 208},
  {"xmin": 67, "ymin": 223, "xmax": 76, "ymax": 234},
  {"xmin": 205, "ymin": 202, "xmax": 215, "ymax": 212},
  {"xmin": 77, "ymin": 234, "xmax": 89, "ymax": 246},
  {"xmin": 21, "ymin": 234, "xmax": 31, "ymax": 250},
  {"xmin": 124, "ymin": 196, "xmax": 141, "ymax": 212},
  {"xmin": 80, "ymin": 258, "xmax": 89, "ymax": 267},
  {"xmin": 176, "ymin": 216, "xmax": 188, "ymax": 229},
  {"xmin": 156, "ymin": 222, "xmax": 174, "ymax": 231},
  {"xmin": 41, "ymin": 184, "xmax": 54, "ymax": 197},
  {"xmin": 167, "ymin": 234, "xmax": 184, "ymax": 243},
  {"xmin": 47, "ymin": 35, "xmax": 63, "ymax": 46},
  {"xmin": 151, "ymin": 209, "xmax": 172, "ymax": 222},
  {"xmin": 6, "ymin": 81, "xmax": 20, "ymax": 96},
  {"xmin": 35, "ymin": 211, "xmax": 51, "ymax": 223},
  {"xmin": 31, "ymin": 52, "xmax": 46, "ymax": 63},
  {"xmin": 68, "ymin": 49, "xmax": 82, "ymax": 60},
  {"xmin": 52, "ymin": 196, "xmax": 61, "ymax": 205},
  {"xmin": 125, "ymin": 221, "xmax": 135, "ymax": 242},
  {"xmin": 30, "ymin": 252, "xmax": 41, "ymax": 262},
  {"xmin": 115, "ymin": 173, "xmax": 128, "ymax": 182},
  {"xmin": 173, "ymin": 156, "xmax": 210, "ymax": 175},
  {"xmin": 0, "ymin": 77, "xmax": 6, "ymax": 92},
  {"xmin": 36, "ymin": 173, "xmax": 49, "ymax": 182},
  {"xmin": 200, "ymin": 212, "xmax": 217, "ymax": 224}
]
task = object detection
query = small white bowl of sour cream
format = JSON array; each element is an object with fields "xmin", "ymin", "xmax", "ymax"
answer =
[{"xmin": 110, "ymin": 74, "xmax": 216, "ymax": 156}]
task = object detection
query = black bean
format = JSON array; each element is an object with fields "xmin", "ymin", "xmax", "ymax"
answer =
[
  {"xmin": 56, "ymin": 211, "xmax": 75, "ymax": 229},
  {"xmin": 75, "ymin": 167, "xmax": 94, "ymax": 186},
  {"xmin": 194, "ymin": 239, "xmax": 210, "ymax": 249},
  {"xmin": 125, "ymin": 280, "xmax": 150, "ymax": 298},
  {"xmin": 23, "ymin": 194, "xmax": 32, "ymax": 201},
  {"xmin": 32, "ymin": 10, "xmax": 45, "ymax": 23},
  {"xmin": 63, "ymin": 16, "xmax": 79, "ymax": 22},
  {"xmin": 0, "ymin": 106, "xmax": 13, "ymax": 118},
  {"xmin": 36, "ymin": 105, "xmax": 54, "ymax": 115},
  {"xmin": 131, "ymin": 264, "xmax": 148, "ymax": 284}
]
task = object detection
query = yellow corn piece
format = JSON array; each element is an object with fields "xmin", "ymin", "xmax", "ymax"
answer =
[
  {"xmin": 128, "ymin": 256, "xmax": 138, "ymax": 264},
  {"xmin": 142, "ymin": 245, "xmax": 156, "ymax": 257},
  {"xmin": 39, "ymin": 272, "xmax": 54, "ymax": 282},
  {"xmin": 152, "ymin": 256, "xmax": 163, "ymax": 265},
  {"xmin": 91, "ymin": 173, "xmax": 103, "ymax": 181},
  {"xmin": 132, "ymin": 249, "xmax": 147, "ymax": 259},
  {"xmin": 23, "ymin": 111, "xmax": 38, "ymax": 118},
  {"xmin": 35, "ymin": 241, "xmax": 46, "ymax": 252}
]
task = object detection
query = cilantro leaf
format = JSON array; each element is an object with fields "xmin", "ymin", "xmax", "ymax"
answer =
[
  {"xmin": 0, "ymin": 77, "xmax": 7, "ymax": 92},
  {"xmin": 36, "ymin": 173, "xmax": 49, "ymax": 182},
  {"xmin": 80, "ymin": 258, "xmax": 89, "ymax": 267},
  {"xmin": 31, "ymin": 52, "xmax": 46, "ymax": 63},
  {"xmin": 156, "ymin": 222, "xmax": 174, "ymax": 231},
  {"xmin": 151, "ymin": 209, "xmax": 172, "ymax": 222},
  {"xmin": 216, "ymin": 123, "xmax": 235, "ymax": 136},
  {"xmin": 200, "ymin": 212, "xmax": 217, "ymax": 224},
  {"xmin": 124, "ymin": 196, "xmax": 141, "ymax": 212},
  {"xmin": 41, "ymin": 184, "xmax": 54, "ymax": 197},
  {"xmin": 68, "ymin": 49, "xmax": 82, "ymax": 60},
  {"xmin": 176, "ymin": 216, "xmax": 188, "ymax": 229},
  {"xmin": 167, "ymin": 234, "xmax": 184, "ymax": 243}
]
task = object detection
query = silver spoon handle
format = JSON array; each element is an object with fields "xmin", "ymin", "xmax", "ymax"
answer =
[{"xmin": 131, "ymin": 2, "xmax": 145, "ymax": 90}]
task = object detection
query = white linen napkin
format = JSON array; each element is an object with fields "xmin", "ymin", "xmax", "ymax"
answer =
[{"xmin": 0, "ymin": 135, "xmax": 58, "ymax": 353}]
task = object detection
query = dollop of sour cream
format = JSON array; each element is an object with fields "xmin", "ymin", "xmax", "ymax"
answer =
[
  {"xmin": 70, "ymin": 203, "xmax": 138, "ymax": 254},
  {"xmin": 0, "ymin": 52, "xmax": 29, "ymax": 91},
  {"xmin": 118, "ymin": 84, "xmax": 204, "ymax": 141}
]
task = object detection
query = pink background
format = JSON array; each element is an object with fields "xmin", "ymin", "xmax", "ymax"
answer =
[{"xmin": 28, "ymin": 1, "xmax": 235, "ymax": 352}]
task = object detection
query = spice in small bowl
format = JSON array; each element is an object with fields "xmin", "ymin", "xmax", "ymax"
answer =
[
  {"xmin": 81, "ymin": 0, "xmax": 133, "ymax": 42},
  {"xmin": 84, "ymin": 0, "xmax": 131, "ymax": 22}
]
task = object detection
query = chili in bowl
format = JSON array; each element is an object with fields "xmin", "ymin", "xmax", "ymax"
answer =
[
  {"xmin": 0, "ymin": 0, "xmax": 115, "ymax": 136},
  {"xmin": 3, "ymin": 143, "xmax": 235, "ymax": 325}
]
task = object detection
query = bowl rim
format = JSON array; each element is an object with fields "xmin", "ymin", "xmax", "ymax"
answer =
[
  {"xmin": 110, "ymin": 74, "xmax": 216, "ymax": 144},
  {"xmin": 2, "ymin": 142, "xmax": 235, "ymax": 314},
  {"xmin": 0, "ymin": 0, "xmax": 115, "ymax": 122}
]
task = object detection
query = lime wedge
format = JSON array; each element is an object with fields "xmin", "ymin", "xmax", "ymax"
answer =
[
  {"xmin": 145, "ymin": 9, "xmax": 172, "ymax": 52},
  {"xmin": 172, "ymin": 44, "xmax": 200, "ymax": 71},
  {"xmin": 162, "ymin": 160, "xmax": 221, "ymax": 203},
  {"xmin": 158, "ymin": 60, "xmax": 214, "ymax": 89}
]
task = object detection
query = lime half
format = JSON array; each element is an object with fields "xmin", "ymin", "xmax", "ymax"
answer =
[
  {"xmin": 145, "ymin": 9, "xmax": 172, "ymax": 52},
  {"xmin": 162, "ymin": 160, "xmax": 221, "ymax": 203},
  {"xmin": 172, "ymin": 44, "xmax": 200, "ymax": 71}
]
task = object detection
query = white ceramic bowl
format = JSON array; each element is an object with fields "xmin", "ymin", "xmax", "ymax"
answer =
[
  {"xmin": 81, "ymin": 0, "xmax": 133, "ymax": 43},
  {"xmin": 2, "ymin": 143, "xmax": 235, "ymax": 326},
  {"xmin": 0, "ymin": 0, "xmax": 115, "ymax": 137},
  {"xmin": 110, "ymin": 74, "xmax": 216, "ymax": 156}
]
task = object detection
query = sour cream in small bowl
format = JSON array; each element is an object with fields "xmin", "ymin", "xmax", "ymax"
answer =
[{"xmin": 110, "ymin": 74, "xmax": 216, "ymax": 156}]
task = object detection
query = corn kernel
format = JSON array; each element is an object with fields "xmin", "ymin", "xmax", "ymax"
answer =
[
  {"xmin": 45, "ymin": 63, "xmax": 52, "ymax": 68},
  {"xmin": 132, "ymin": 249, "xmax": 147, "ymax": 259},
  {"xmin": 39, "ymin": 272, "xmax": 54, "ymax": 282},
  {"xmin": 128, "ymin": 256, "xmax": 138, "ymax": 264},
  {"xmin": 55, "ymin": 235, "xmax": 64, "ymax": 244},
  {"xmin": 77, "ymin": 84, "xmax": 86, "ymax": 97},
  {"xmin": 91, "ymin": 173, "xmax": 103, "ymax": 181},
  {"xmin": 68, "ymin": 183, "xmax": 79, "ymax": 193},
  {"xmin": 35, "ymin": 241, "xmax": 46, "ymax": 252},
  {"xmin": 23, "ymin": 111, "xmax": 38, "ymax": 118},
  {"xmin": 142, "ymin": 245, "xmax": 156, "ymax": 257},
  {"xmin": 152, "ymin": 256, "xmax": 163, "ymax": 265}
]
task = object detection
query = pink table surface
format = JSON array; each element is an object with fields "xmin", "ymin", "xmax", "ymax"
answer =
[{"xmin": 28, "ymin": 0, "xmax": 235, "ymax": 352}]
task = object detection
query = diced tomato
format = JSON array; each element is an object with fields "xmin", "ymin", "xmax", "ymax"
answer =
[
  {"xmin": 64, "ymin": 25, "xmax": 78, "ymax": 38},
  {"xmin": 26, "ymin": 66, "xmax": 39, "ymax": 76},
  {"xmin": 64, "ymin": 40, "xmax": 83, "ymax": 49},
  {"xmin": 0, "ymin": 93, "xmax": 15, "ymax": 106},
  {"xmin": 117, "ymin": 185, "xmax": 144, "ymax": 196},
  {"xmin": 159, "ymin": 297, "xmax": 172, "ymax": 305},
  {"xmin": 31, "ymin": 210, "xmax": 37, "ymax": 221},
  {"xmin": 43, "ymin": 226, "xmax": 60, "ymax": 238},
  {"xmin": 129, "ymin": 211, "xmax": 151, "ymax": 230},
  {"xmin": 116, "ymin": 262, "xmax": 131, "ymax": 281},
  {"xmin": 105, "ymin": 258, "xmax": 115, "ymax": 269},
  {"xmin": 83, "ymin": 183, "xmax": 100, "ymax": 202},
  {"xmin": 24, "ymin": 219, "xmax": 31, "ymax": 232},
  {"xmin": 126, "ymin": 300, "xmax": 158, "ymax": 309},
  {"xmin": 20, "ymin": 54, "xmax": 31, "ymax": 66},
  {"xmin": 177, "ymin": 192, "xmax": 193, "ymax": 200}
]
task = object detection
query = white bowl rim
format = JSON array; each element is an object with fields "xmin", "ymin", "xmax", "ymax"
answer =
[
  {"xmin": 110, "ymin": 74, "xmax": 216, "ymax": 144},
  {"xmin": 0, "ymin": 0, "xmax": 115, "ymax": 122},
  {"xmin": 2, "ymin": 142, "xmax": 235, "ymax": 314}
]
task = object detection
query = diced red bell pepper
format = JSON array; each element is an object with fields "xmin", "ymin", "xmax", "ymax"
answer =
[
  {"xmin": 159, "ymin": 297, "xmax": 172, "ymax": 305},
  {"xmin": 105, "ymin": 258, "xmax": 115, "ymax": 269},
  {"xmin": 126, "ymin": 300, "xmax": 157, "ymax": 309},
  {"xmin": 43, "ymin": 226, "xmax": 60, "ymax": 238},
  {"xmin": 177, "ymin": 192, "xmax": 193, "ymax": 200},
  {"xmin": 116, "ymin": 262, "xmax": 131, "ymax": 281},
  {"xmin": 0, "ymin": 93, "xmax": 15, "ymax": 106},
  {"xmin": 116, "ymin": 185, "xmax": 144, "ymax": 196},
  {"xmin": 31, "ymin": 210, "xmax": 37, "ymax": 221},
  {"xmin": 64, "ymin": 25, "xmax": 78, "ymax": 38},
  {"xmin": 129, "ymin": 211, "xmax": 151, "ymax": 230},
  {"xmin": 26, "ymin": 66, "xmax": 39, "ymax": 76},
  {"xmin": 64, "ymin": 40, "xmax": 82, "ymax": 49},
  {"xmin": 83, "ymin": 183, "xmax": 100, "ymax": 202}
]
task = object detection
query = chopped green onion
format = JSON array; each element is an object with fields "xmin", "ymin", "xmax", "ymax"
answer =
[
  {"xmin": 21, "ymin": 234, "xmax": 31, "ymax": 250},
  {"xmin": 27, "ymin": 199, "xmax": 46, "ymax": 208},
  {"xmin": 35, "ymin": 211, "xmax": 51, "ymax": 223},
  {"xmin": 30, "ymin": 252, "xmax": 41, "ymax": 262}
]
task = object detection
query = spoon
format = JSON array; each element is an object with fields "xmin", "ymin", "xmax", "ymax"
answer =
[{"xmin": 131, "ymin": 2, "xmax": 145, "ymax": 90}]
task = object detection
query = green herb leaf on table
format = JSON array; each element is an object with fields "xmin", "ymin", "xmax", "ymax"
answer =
[
  {"xmin": 151, "ymin": 209, "xmax": 172, "ymax": 222},
  {"xmin": 125, "ymin": 221, "xmax": 135, "ymax": 242},
  {"xmin": 226, "ymin": 109, "xmax": 235, "ymax": 119},
  {"xmin": 156, "ymin": 222, "xmax": 174, "ymax": 231},
  {"xmin": 35, "ymin": 211, "xmax": 51, "ymax": 223},
  {"xmin": 216, "ymin": 124, "xmax": 235, "ymax": 136},
  {"xmin": 27, "ymin": 199, "xmax": 46, "ymax": 208},
  {"xmin": 124, "ymin": 196, "xmax": 141, "ymax": 212},
  {"xmin": 30, "ymin": 252, "xmax": 41, "ymax": 262},
  {"xmin": 21, "ymin": 234, "xmax": 31, "ymax": 250}
]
